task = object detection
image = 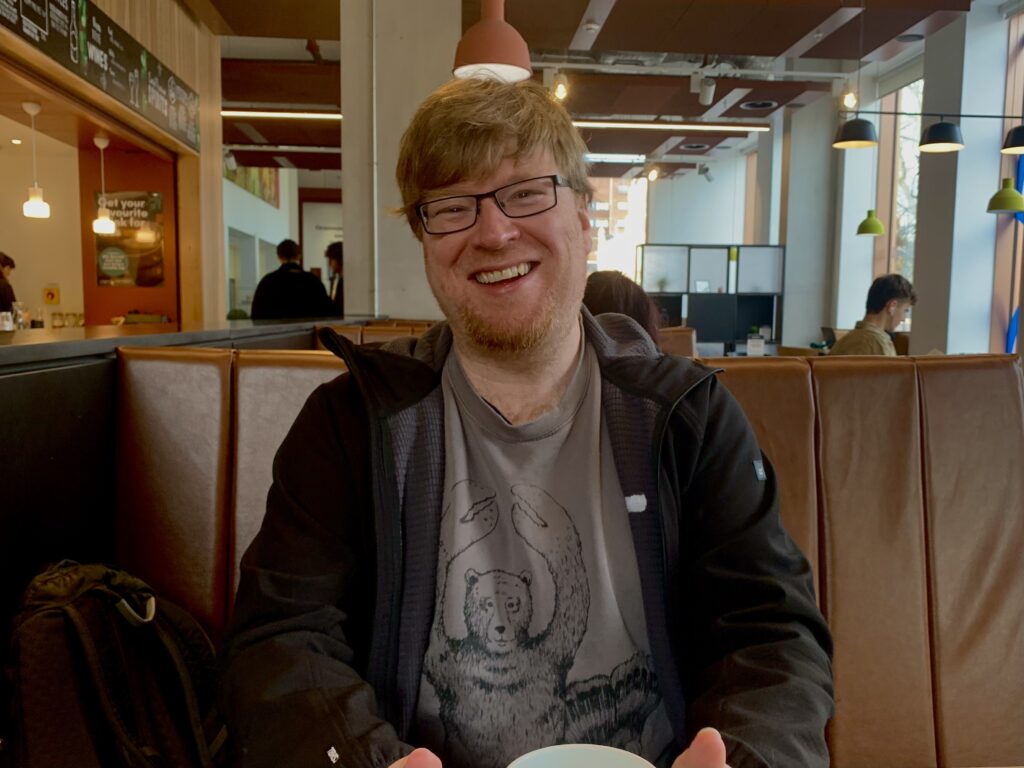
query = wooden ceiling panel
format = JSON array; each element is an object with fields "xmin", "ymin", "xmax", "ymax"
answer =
[
  {"xmin": 232, "ymin": 150, "xmax": 341, "ymax": 171},
  {"xmin": 208, "ymin": 0, "xmax": 339, "ymax": 39},
  {"xmin": 223, "ymin": 118, "xmax": 340, "ymax": 148},
  {"xmin": 808, "ymin": 9, "xmax": 964, "ymax": 60},
  {"xmin": 583, "ymin": 129, "xmax": 684, "ymax": 155},
  {"xmin": 221, "ymin": 60, "xmax": 340, "ymax": 107},
  {"xmin": 589, "ymin": 162, "xmax": 641, "ymax": 178}
]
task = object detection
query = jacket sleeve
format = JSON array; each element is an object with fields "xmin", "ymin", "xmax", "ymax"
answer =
[
  {"xmin": 219, "ymin": 377, "xmax": 410, "ymax": 768},
  {"xmin": 676, "ymin": 378, "xmax": 834, "ymax": 768}
]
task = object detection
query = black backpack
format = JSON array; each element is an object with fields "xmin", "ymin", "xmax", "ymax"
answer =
[{"xmin": 6, "ymin": 561, "xmax": 227, "ymax": 768}]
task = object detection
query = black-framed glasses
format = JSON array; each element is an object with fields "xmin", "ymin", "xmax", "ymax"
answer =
[{"xmin": 417, "ymin": 174, "xmax": 569, "ymax": 235}]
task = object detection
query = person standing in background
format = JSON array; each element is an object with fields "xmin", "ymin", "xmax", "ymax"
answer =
[
  {"xmin": 0, "ymin": 253, "xmax": 16, "ymax": 313},
  {"xmin": 250, "ymin": 239, "xmax": 339, "ymax": 320},
  {"xmin": 325, "ymin": 241, "xmax": 344, "ymax": 317},
  {"xmin": 829, "ymin": 274, "xmax": 916, "ymax": 356}
]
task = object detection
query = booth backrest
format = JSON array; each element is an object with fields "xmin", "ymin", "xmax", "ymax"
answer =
[
  {"xmin": 659, "ymin": 326, "xmax": 697, "ymax": 357},
  {"xmin": 114, "ymin": 348, "xmax": 1024, "ymax": 767}
]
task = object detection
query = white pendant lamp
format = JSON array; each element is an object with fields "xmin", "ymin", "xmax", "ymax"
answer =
[
  {"xmin": 21, "ymin": 102, "xmax": 50, "ymax": 219},
  {"xmin": 92, "ymin": 136, "xmax": 116, "ymax": 235}
]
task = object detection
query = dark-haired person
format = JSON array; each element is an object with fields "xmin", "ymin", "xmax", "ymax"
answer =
[
  {"xmin": 583, "ymin": 269, "xmax": 661, "ymax": 345},
  {"xmin": 250, "ymin": 239, "xmax": 339, "ymax": 320},
  {"xmin": 222, "ymin": 76, "xmax": 833, "ymax": 768},
  {"xmin": 0, "ymin": 252, "xmax": 16, "ymax": 314},
  {"xmin": 829, "ymin": 274, "xmax": 916, "ymax": 356},
  {"xmin": 325, "ymin": 241, "xmax": 344, "ymax": 317}
]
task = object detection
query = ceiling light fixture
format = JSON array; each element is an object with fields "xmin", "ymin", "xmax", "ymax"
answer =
[
  {"xmin": 856, "ymin": 208, "xmax": 885, "ymax": 236},
  {"xmin": 987, "ymin": 178, "xmax": 1024, "ymax": 214},
  {"xmin": 92, "ymin": 136, "xmax": 117, "ymax": 235},
  {"xmin": 698, "ymin": 77, "xmax": 717, "ymax": 107},
  {"xmin": 453, "ymin": 0, "xmax": 531, "ymax": 83},
  {"xmin": 220, "ymin": 110, "xmax": 343, "ymax": 120},
  {"xmin": 10, "ymin": 138, "xmax": 22, "ymax": 145},
  {"xmin": 841, "ymin": 89, "xmax": 858, "ymax": 110},
  {"xmin": 585, "ymin": 152, "xmax": 647, "ymax": 164},
  {"xmin": 739, "ymin": 100, "xmax": 779, "ymax": 111},
  {"xmin": 553, "ymin": 72, "xmax": 569, "ymax": 101},
  {"xmin": 833, "ymin": 0, "xmax": 878, "ymax": 149},
  {"xmin": 21, "ymin": 102, "xmax": 49, "ymax": 219},
  {"xmin": 573, "ymin": 120, "xmax": 769, "ymax": 133},
  {"xmin": 918, "ymin": 118, "xmax": 965, "ymax": 153},
  {"xmin": 646, "ymin": 166, "xmax": 660, "ymax": 182}
]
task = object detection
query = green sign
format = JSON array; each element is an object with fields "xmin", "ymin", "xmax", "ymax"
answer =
[{"xmin": 0, "ymin": 0, "xmax": 200, "ymax": 150}]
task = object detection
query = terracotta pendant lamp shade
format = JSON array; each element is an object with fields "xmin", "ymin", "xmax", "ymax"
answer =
[
  {"xmin": 857, "ymin": 209, "xmax": 885, "ymax": 236},
  {"xmin": 987, "ymin": 178, "xmax": 1024, "ymax": 214},
  {"xmin": 453, "ymin": 0, "xmax": 532, "ymax": 83},
  {"xmin": 919, "ymin": 120, "xmax": 964, "ymax": 153},
  {"xmin": 832, "ymin": 118, "xmax": 878, "ymax": 149}
]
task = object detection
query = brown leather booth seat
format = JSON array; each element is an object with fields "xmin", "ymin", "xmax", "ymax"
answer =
[
  {"xmin": 115, "ymin": 347, "xmax": 1024, "ymax": 766},
  {"xmin": 659, "ymin": 326, "xmax": 697, "ymax": 357}
]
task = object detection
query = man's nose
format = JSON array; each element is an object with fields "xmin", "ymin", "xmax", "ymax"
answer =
[{"xmin": 473, "ymin": 198, "xmax": 519, "ymax": 249}]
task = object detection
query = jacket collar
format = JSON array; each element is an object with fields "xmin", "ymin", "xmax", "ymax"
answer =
[{"xmin": 319, "ymin": 307, "xmax": 713, "ymax": 416}]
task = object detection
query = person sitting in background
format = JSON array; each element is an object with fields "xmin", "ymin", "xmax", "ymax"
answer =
[
  {"xmin": 325, "ymin": 241, "xmax": 345, "ymax": 317},
  {"xmin": 250, "ymin": 239, "xmax": 339, "ymax": 320},
  {"xmin": 829, "ymin": 273, "xmax": 916, "ymax": 356},
  {"xmin": 0, "ymin": 253, "xmax": 16, "ymax": 313},
  {"xmin": 582, "ymin": 269, "xmax": 661, "ymax": 345}
]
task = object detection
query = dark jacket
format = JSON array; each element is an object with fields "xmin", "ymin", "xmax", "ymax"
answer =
[
  {"xmin": 250, "ymin": 262, "xmax": 339, "ymax": 320},
  {"xmin": 0, "ymin": 275, "xmax": 15, "ymax": 314},
  {"xmin": 221, "ymin": 311, "xmax": 834, "ymax": 768}
]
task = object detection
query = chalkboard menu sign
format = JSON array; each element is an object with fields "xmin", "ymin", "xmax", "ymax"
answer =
[{"xmin": 0, "ymin": 0, "xmax": 200, "ymax": 150}]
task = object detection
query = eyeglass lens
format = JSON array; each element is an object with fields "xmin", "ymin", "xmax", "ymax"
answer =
[{"xmin": 420, "ymin": 176, "xmax": 558, "ymax": 234}]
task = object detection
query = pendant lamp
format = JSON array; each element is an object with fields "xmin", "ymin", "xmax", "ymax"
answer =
[
  {"xmin": 21, "ymin": 102, "xmax": 50, "ymax": 219},
  {"xmin": 987, "ymin": 178, "xmax": 1024, "ymax": 214},
  {"xmin": 453, "ymin": 0, "xmax": 531, "ymax": 83},
  {"xmin": 92, "ymin": 136, "xmax": 116, "ymax": 235},
  {"xmin": 1001, "ymin": 125, "xmax": 1024, "ymax": 155},
  {"xmin": 833, "ymin": 118, "xmax": 879, "ymax": 149},
  {"xmin": 857, "ymin": 209, "xmax": 885, "ymax": 236},
  {"xmin": 919, "ymin": 120, "xmax": 964, "ymax": 153}
]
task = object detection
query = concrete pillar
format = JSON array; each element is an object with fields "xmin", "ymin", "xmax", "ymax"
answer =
[
  {"xmin": 911, "ymin": 4, "xmax": 1008, "ymax": 354},
  {"xmin": 340, "ymin": 0, "xmax": 460, "ymax": 319},
  {"xmin": 780, "ymin": 97, "xmax": 838, "ymax": 345},
  {"xmin": 754, "ymin": 109, "xmax": 785, "ymax": 244}
]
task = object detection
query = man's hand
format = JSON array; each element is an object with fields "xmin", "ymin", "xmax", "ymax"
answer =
[
  {"xmin": 672, "ymin": 727, "xmax": 732, "ymax": 768},
  {"xmin": 388, "ymin": 747, "xmax": 442, "ymax": 768}
]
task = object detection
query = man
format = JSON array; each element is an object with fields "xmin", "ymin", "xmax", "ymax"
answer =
[
  {"xmin": 221, "ymin": 78, "xmax": 833, "ymax": 768},
  {"xmin": 0, "ymin": 252, "xmax": 16, "ymax": 313},
  {"xmin": 249, "ymin": 239, "xmax": 338, "ymax": 320},
  {"xmin": 829, "ymin": 274, "xmax": 916, "ymax": 356},
  {"xmin": 325, "ymin": 241, "xmax": 345, "ymax": 317}
]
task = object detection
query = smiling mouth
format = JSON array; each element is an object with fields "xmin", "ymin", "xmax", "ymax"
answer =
[{"xmin": 474, "ymin": 262, "xmax": 533, "ymax": 285}]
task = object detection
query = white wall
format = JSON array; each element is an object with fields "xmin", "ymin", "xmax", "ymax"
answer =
[
  {"xmin": 0, "ymin": 113, "xmax": 83, "ymax": 322},
  {"xmin": 647, "ymin": 154, "xmax": 747, "ymax": 244},
  {"xmin": 222, "ymin": 167, "xmax": 298, "ymax": 316}
]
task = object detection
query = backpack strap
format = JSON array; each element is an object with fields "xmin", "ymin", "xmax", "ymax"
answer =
[
  {"xmin": 150, "ymin": 618, "xmax": 220, "ymax": 768},
  {"xmin": 63, "ymin": 603, "xmax": 161, "ymax": 768}
]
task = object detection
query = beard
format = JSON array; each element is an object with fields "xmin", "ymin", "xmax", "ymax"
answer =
[{"xmin": 451, "ymin": 288, "xmax": 560, "ymax": 354}]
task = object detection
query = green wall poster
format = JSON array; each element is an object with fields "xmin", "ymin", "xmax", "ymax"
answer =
[{"xmin": 95, "ymin": 192, "xmax": 165, "ymax": 287}]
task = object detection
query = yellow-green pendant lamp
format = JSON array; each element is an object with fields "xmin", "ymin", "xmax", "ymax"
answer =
[
  {"xmin": 986, "ymin": 178, "xmax": 1024, "ymax": 214},
  {"xmin": 857, "ymin": 209, "xmax": 885, "ymax": 236}
]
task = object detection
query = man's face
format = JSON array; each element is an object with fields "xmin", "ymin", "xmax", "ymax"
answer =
[
  {"xmin": 885, "ymin": 299, "xmax": 912, "ymax": 332},
  {"xmin": 419, "ymin": 150, "xmax": 591, "ymax": 355},
  {"xmin": 1, "ymin": 266, "xmax": 11, "ymax": 280}
]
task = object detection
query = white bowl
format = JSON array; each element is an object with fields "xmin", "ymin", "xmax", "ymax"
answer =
[{"xmin": 507, "ymin": 744, "xmax": 655, "ymax": 768}]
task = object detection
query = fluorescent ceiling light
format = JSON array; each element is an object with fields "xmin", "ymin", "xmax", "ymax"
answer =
[
  {"xmin": 585, "ymin": 153, "xmax": 646, "ymax": 164},
  {"xmin": 221, "ymin": 110, "xmax": 343, "ymax": 121},
  {"xmin": 573, "ymin": 120, "xmax": 769, "ymax": 133}
]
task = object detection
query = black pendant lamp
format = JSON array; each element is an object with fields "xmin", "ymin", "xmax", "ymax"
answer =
[
  {"xmin": 919, "ymin": 119, "xmax": 964, "ymax": 153},
  {"xmin": 833, "ymin": 117, "xmax": 879, "ymax": 149},
  {"xmin": 1001, "ymin": 125, "xmax": 1024, "ymax": 155}
]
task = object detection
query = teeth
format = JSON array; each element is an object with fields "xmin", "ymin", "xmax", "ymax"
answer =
[{"xmin": 475, "ymin": 263, "xmax": 531, "ymax": 284}]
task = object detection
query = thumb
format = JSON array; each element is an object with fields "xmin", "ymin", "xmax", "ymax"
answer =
[
  {"xmin": 672, "ymin": 727, "xmax": 729, "ymax": 768},
  {"xmin": 404, "ymin": 747, "xmax": 443, "ymax": 768}
]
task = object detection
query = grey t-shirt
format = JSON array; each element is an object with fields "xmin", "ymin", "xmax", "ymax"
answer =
[{"xmin": 413, "ymin": 335, "xmax": 673, "ymax": 768}]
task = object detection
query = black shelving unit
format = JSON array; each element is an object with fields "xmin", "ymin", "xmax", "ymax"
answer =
[{"xmin": 638, "ymin": 243, "xmax": 785, "ymax": 349}]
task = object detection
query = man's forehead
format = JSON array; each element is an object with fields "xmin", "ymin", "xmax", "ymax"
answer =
[{"xmin": 426, "ymin": 150, "xmax": 555, "ymax": 197}]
